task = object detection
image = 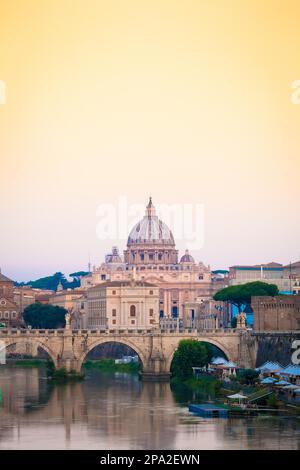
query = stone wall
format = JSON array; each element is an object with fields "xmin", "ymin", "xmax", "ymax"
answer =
[
  {"xmin": 252, "ymin": 295, "xmax": 300, "ymax": 331},
  {"xmin": 255, "ymin": 332, "xmax": 300, "ymax": 367}
]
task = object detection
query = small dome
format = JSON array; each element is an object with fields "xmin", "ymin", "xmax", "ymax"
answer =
[
  {"xmin": 180, "ymin": 249, "xmax": 195, "ymax": 263},
  {"xmin": 127, "ymin": 198, "xmax": 175, "ymax": 247},
  {"xmin": 105, "ymin": 246, "xmax": 123, "ymax": 263}
]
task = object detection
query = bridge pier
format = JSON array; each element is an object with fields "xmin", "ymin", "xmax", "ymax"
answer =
[
  {"xmin": 56, "ymin": 327, "xmax": 83, "ymax": 376},
  {"xmin": 140, "ymin": 342, "xmax": 171, "ymax": 381},
  {"xmin": 140, "ymin": 372, "xmax": 171, "ymax": 381}
]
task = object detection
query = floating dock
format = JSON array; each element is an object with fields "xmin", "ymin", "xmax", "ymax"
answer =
[
  {"xmin": 189, "ymin": 403, "xmax": 285, "ymax": 417},
  {"xmin": 189, "ymin": 403, "xmax": 229, "ymax": 418}
]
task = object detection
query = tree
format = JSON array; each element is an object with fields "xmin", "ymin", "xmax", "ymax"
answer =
[
  {"xmin": 236, "ymin": 369, "xmax": 259, "ymax": 385},
  {"xmin": 15, "ymin": 271, "xmax": 86, "ymax": 290},
  {"xmin": 171, "ymin": 339, "xmax": 209, "ymax": 380},
  {"xmin": 213, "ymin": 281, "xmax": 279, "ymax": 313},
  {"xmin": 23, "ymin": 303, "xmax": 67, "ymax": 329},
  {"xmin": 69, "ymin": 271, "xmax": 89, "ymax": 278}
]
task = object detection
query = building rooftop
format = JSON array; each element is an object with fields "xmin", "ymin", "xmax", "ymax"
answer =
[
  {"xmin": 50, "ymin": 289, "xmax": 86, "ymax": 297},
  {"xmin": 89, "ymin": 280, "xmax": 158, "ymax": 289},
  {"xmin": 0, "ymin": 271, "xmax": 14, "ymax": 283},
  {"xmin": 230, "ymin": 263, "xmax": 283, "ymax": 271},
  {"xmin": 283, "ymin": 261, "xmax": 300, "ymax": 269}
]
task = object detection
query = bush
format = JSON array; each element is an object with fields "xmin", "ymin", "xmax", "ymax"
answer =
[
  {"xmin": 267, "ymin": 393, "xmax": 280, "ymax": 409},
  {"xmin": 236, "ymin": 369, "xmax": 259, "ymax": 385}
]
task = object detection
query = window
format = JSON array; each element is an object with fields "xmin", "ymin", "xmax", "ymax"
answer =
[
  {"xmin": 12, "ymin": 311, "xmax": 17, "ymax": 318},
  {"xmin": 130, "ymin": 305, "xmax": 136, "ymax": 317},
  {"xmin": 150, "ymin": 319, "xmax": 155, "ymax": 324},
  {"xmin": 149, "ymin": 290, "xmax": 153, "ymax": 295},
  {"xmin": 112, "ymin": 319, "xmax": 116, "ymax": 325},
  {"xmin": 131, "ymin": 319, "xmax": 135, "ymax": 325},
  {"xmin": 112, "ymin": 290, "xmax": 116, "ymax": 295},
  {"xmin": 149, "ymin": 308, "xmax": 153, "ymax": 316},
  {"xmin": 4, "ymin": 311, "xmax": 9, "ymax": 319},
  {"xmin": 112, "ymin": 309, "xmax": 116, "ymax": 317},
  {"xmin": 101, "ymin": 274, "xmax": 106, "ymax": 280}
]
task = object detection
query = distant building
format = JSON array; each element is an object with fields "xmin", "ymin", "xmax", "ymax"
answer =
[
  {"xmin": 49, "ymin": 288, "xmax": 85, "ymax": 311},
  {"xmin": 292, "ymin": 278, "xmax": 300, "ymax": 295},
  {"xmin": 159, "ymin": 298, "xmax": 231, "ymax": 330},
  {"xmin": 34, "ymin": 291, "xmax": 53, "ymax": 304},
  {"xmin": 252, "ymin": 295, "xmax": 300, "ymax": 331},
  {"xmin": 0, "ymin": 271, "xmax": 23, "ymax": 327},
  {"xmin": 283, "ymin": 261, "xmax": 300, "ymax": 278},
  {"xmin": 85, "ymin": 280, "xmax": 159, "ymax": 330},
  {"xmin": 13, "ymin": 286, "xmax": 36, "ymax": 313},
  {"xmin": 229, "ymin": 262, "xmax": 292, "ymax": 292}
]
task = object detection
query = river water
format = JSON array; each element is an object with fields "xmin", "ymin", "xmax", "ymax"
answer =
[{"xmin": 0, "ymin": 366, "xmax": 299, "ymax": 450}]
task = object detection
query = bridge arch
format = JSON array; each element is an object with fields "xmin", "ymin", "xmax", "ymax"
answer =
[
  {"xmin": 76, "ymin": 337, "xmax": 148, "ymax": 372},
  {"xmin": 166, "ymin": 337, "xmax": 233, "ymax": 373},
  {"xmin": 3, "ymin": 338, "xmax": 59, "ymax": 367}
]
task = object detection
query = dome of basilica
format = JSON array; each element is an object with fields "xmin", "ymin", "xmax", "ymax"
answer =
[{"xmin": 127, "ymin": 198, "xmax": 175, "ymax": 247}]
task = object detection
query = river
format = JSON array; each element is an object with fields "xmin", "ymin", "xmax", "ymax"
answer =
[{"xmin": 0, "ymin": 365, "xmax": 299, "ymax": 450}]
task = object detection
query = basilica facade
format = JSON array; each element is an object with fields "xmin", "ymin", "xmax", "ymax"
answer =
[{"xmin": 80, "ymin": 198, "xmax": 226, "ymax": 328}]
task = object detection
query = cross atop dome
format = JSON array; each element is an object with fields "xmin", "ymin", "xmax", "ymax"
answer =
[{"xmin": 146, "ymin": 196, "xmax": 156, "ymax": 217}]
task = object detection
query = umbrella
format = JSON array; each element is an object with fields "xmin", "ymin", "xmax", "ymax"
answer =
[
  {"xmin": 274, "ymin": 380, "xmax": 290, "ymax": 386},
  {"xmin": 227, "ymin": 393, "xmax": 248, "ymax": 405},
  {"xmin": 260, "ymin": 377, "xmax": 277, "ymax": 384}
]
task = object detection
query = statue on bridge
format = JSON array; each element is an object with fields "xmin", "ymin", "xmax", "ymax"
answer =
[
  {"xmin": 236, "ymin": 311, "xmax": 246, "ymax": 330},
  {"xmin": 65, "ymin": 310, "xmax": 72, "ymax": 330}
]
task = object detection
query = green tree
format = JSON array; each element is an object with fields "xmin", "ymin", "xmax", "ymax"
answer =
[
  {"xmin": 15, "ymin": 271, "xmax": 86, "ymax": 290},
  {"xmin": 236, "ymin": 368, "xmax": 259, "ymax": 385},
  {"xmin": 213, "ymin": 281, "xmax": 279, "ymax": 313},
  {"xmin": 171, "ymin": 339, "xmax": 209, "ymax": 380},
  {"xmin": 23, "ymin": 303, "xmax": 67, "ymax": 329}
]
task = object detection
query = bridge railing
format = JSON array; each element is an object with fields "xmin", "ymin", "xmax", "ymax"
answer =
[{"xmin": 0, "ymin": 327, "xmax": 240, "ymax": 336}]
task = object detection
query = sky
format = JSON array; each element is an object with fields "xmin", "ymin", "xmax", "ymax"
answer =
[{"xmin": 0, "ymin": 0, "xmax": 300, "ymax": 281}]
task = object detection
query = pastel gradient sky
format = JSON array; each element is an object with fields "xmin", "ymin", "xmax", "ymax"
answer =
[{"xmin": 0, "ymin": 0, "xmax": 300, "ymax": 281}]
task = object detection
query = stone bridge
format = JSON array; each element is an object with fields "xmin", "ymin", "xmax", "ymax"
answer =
[{"xmin": 0, "ymin": 327, "xmax": 299, "ymax": 380}]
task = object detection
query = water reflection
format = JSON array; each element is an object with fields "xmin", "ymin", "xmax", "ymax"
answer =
[{"xmin": 0, "ymin": 366, "xmax": 299, "ymax": 450}]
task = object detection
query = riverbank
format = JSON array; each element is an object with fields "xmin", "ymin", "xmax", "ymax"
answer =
[
  {"xmin": 5, "ymin": 358, "xmax": 141, "ymax": 374},
  {"xmin": 83, "ymin": 359, "xmax": 141, "ymax": 374},
  {"xmin": 5, "ymin": 358, "xmax": 48, "ymax": 368},
  {"xmin": 171, "ymin": 373, "xmax": 300, "ymax": 415}
]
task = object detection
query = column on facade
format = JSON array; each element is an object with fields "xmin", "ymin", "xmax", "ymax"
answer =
[
  {"xmin": 168, "ymin": 290, "xmax": 172, "ymax": 317},
  {"xmin": 121, "ymin": 301, "xmax": 125, "ymax": 328}
]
